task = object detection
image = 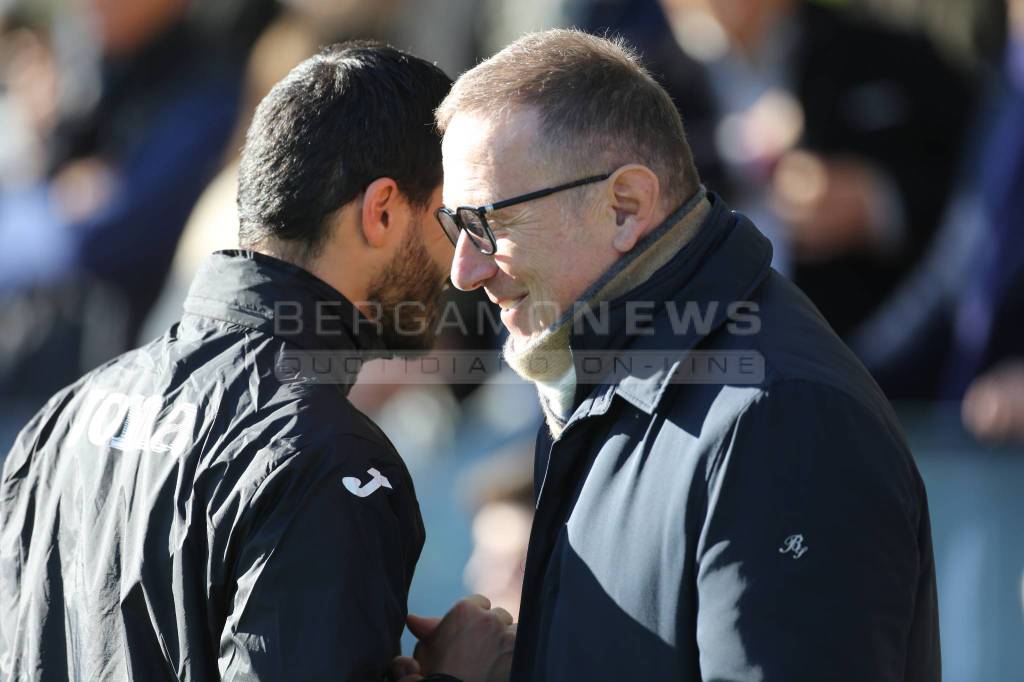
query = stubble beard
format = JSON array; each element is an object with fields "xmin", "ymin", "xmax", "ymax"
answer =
[{"xmin": 366, "ymin": 220, "xmax": 446, "ymax": 353}]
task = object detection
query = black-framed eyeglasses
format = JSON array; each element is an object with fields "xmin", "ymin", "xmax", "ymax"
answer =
[{"xmin": 435, "ymin": 173, "xmax": 612, "ymax": 255}]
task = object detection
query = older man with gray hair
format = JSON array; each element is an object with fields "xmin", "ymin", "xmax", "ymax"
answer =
[{"xmin": 399, "ymin": 29, "xmax": 940, "ymax": 682}]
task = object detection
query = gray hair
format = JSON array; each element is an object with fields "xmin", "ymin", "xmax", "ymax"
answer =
[{"xmin": 436, "ymin": 29, "xmax": 700, "ymax": 206}]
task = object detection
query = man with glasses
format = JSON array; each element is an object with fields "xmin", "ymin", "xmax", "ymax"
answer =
[{"xmin": 407, "ymin": 29, "xmax": 940, "ymax": 682}]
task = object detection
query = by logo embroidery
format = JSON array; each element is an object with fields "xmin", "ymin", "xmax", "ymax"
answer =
[
  {"xmin": 778, "ymin": 534, "xmax": 809, "ymax": 559},
  {"xmin": 343, "ymin": 467, "xmax": 393, "ymax": 498}
]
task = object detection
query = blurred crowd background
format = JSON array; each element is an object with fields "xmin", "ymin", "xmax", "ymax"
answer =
[{"xmin": 0, "ymin": 0, "xmax": 1021, "ymax": 678}]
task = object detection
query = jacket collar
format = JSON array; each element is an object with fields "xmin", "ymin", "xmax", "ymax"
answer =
[
  {"xmin": 182, "ymin": 250, "xmax": 389, "ymax": 358},
  {"xmin": 569, "ymin": 193, "xmax": 773, "ymax": 420}
]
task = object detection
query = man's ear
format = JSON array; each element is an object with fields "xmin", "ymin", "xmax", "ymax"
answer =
[
  {"xmin": 360, "ymin": 177, "xmax": 406, "ymax": 248},
  {"xmin": 607, "ymin": 164, "xmax": 660, "ymax": 253}
]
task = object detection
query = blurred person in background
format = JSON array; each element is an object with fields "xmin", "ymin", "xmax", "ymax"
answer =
[
  {"xmin": 459, "ymin": 444, "xmax": 534, "ymax": 622},
  {"xmin": 0, "ymin": 5, "xmax": 59, "ymax": 184},
  {"xmin": 137, "ymin": 0, "xmax": 385, "ymax": 341},
  {"xmin": 570, "ymin": 0, "xmax": 976, "ymax": 338},
  {"xmin": 557, "ymin": 0, "xmax": 735, "ymax": 194},
  {"xmin": 850, "ymin": 0, "xmax": 1024, "ymax": 435},
  {"xmin": 0, "ymin": 0, "xmax": 259, "ymax": 416},
  {"xmin": 1, "ymin": 42, "xmax": 512, "ymax": 680},
  {"xmin": 419, "ymin": 29, "xmax": 939, "ymax": 681}
]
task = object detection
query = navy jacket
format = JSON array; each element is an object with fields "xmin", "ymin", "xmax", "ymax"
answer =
[
  {"xmin": 1, "ymin": 252, "xmax": 424, "ymax": 680},
  {"xmin": 511, "ymin": 195, "xmax": 939, "ymax": 681}
]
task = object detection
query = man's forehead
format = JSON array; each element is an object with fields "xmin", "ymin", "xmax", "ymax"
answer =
[{"xmin": 441, "ymin": 108, "xmax": 544, "ymax": 205}]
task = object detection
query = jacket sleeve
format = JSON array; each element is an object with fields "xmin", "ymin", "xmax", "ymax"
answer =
[
  {"xmin": 217, "ymin": 434, "xmax": 421, "ymax": 681},
  {"xmin": 695, "ymin": 379, "xmax": 939, "ymax": 682}
]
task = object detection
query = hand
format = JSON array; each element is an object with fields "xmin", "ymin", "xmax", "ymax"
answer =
[
  {"xmin": 51, "ymin": 158, "xmax": 117, "ymax": 223},
  {"xmin": 388, "ymin": 655, "xmax": 425, "ymax": 682},
  {"xmin": 962, "ymin": 361, "xmax": 1024, "ymax": 444},
  {"xmin": 772, "ymin": 151, "xmax": 897, "ymax": 263},
  {"xmin": 406, "ymin": 594, "xmax": 516, "ymax": 682}
]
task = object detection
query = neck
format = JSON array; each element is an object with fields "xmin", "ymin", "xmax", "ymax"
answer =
[
  {"xmin": 254, "ymin": 239, "xmax": 371, "ymax": 316},
  {"xmin": 306, "ymin": 255, "xmax": 371, "ymax": 317}
]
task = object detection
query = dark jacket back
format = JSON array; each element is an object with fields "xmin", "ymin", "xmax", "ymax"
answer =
[{"xmin": 0, "ymin": 251, "xmax": 424, "ymax": 680}]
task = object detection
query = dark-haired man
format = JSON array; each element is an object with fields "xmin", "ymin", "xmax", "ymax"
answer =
[
  {"xmin": 0, "ymin": 43, "xmax": 512, "ymax": 680},
  {"xmin": 423, "ymin": 29, "xmax": 939, "ymax": 682}
]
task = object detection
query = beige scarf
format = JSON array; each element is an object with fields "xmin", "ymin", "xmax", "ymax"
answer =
[{"xmin": 505, "ymin": 190, "xmax": 712, "ymax": 437}]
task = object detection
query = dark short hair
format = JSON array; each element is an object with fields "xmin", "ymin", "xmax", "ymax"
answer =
[
  {"xmin": 238, "ymin": 41, "xmax": 452, "ymax": 259},
  {"xmin": 436, "ymin": 30, "xmax": 699, "ymax": 206}
]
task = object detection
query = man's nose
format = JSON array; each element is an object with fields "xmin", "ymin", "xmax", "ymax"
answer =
[{"xmin": 450, "ymin": 231, "xmax": 496, "ymax": 291}]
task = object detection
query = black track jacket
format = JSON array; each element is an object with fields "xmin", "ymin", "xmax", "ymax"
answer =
[{"xmin": 1, "ymin": 251, "xmax": 425, "ymax": 680}]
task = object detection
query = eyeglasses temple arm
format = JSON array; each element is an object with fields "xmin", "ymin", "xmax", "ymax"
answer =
[{"xmin": 486, "ymin": 173, "xmax": 612, "ymax": 212}]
